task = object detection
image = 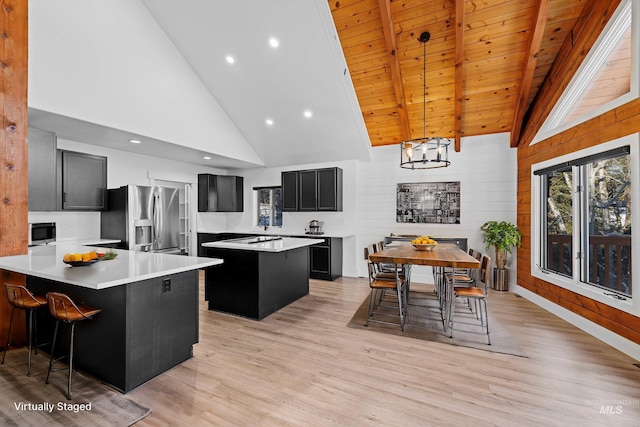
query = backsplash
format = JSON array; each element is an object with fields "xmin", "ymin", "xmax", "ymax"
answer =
[{"xmin": 28, "ymin": 211, "xmax": 101, "ymax": 242}]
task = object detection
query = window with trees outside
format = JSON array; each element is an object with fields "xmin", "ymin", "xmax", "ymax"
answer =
[
  {"xmin": 533, "ymin": 140, "xmax": 636, "ymax": 311},
  {"xmin": 255, "ymin": 187, "xmax": 282, "ymax": 228}
]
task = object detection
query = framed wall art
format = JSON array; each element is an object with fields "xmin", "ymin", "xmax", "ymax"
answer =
[{"xmin": 396, "ymin": 181, "xmax": 460, "ymax": 224}]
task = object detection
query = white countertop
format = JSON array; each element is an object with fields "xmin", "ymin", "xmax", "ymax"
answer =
[
  {"xmin": 50, "ymin": 238, "xmax": 121, "ymax": 246},
  {"xmin": 202, "ymin": 237, "xmax": 322, "ymax": 252},
  {"xmin": 200, "ymin": 229, "xmax": 355, "ymax": 239},
  {"xmin": 0, "ymin": 243, "xmax": 223, "ymax": 290}
]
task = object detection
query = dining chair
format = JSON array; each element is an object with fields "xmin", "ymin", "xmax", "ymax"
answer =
[
  {"xmin": 449, "ymin": 255, "xmax": 491, "ymax": 344},
  {"xmin": 365, "ymin": 260, "xmax": 407, "ymax": 331}
]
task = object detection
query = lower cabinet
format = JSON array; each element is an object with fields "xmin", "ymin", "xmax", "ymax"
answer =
[{"xmin": 309, "ymin": 237, "xmax": 343, "ymax": 281}]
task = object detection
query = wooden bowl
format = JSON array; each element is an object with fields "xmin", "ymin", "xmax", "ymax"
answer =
[{"xmin": 412, "ymin": 243, "xmax": 437, "ymax": 251}]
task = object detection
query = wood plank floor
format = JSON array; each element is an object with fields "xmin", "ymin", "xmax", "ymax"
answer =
[{"xmin": 127, "ymin": 273, "xmax": 640, "ymax": 426}]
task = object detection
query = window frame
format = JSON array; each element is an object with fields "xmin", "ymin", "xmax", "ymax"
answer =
[
  {"xmin": 254, "ymin": 186, "xmax": 283, "ymax": 228},
  {"xmin": 531, "ymin": 134, "xmax": 639, "ymax": 315}
]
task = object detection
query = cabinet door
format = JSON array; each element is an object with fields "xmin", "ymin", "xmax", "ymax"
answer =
[
  {"xmin": 317, "ymin": 168, "xmax": 343, "ymax": 211},
  {"xmin": 298, "ymin": 170, "xmax": 317, "ymax": 211},
  {"xmin": 281, "ymin": 171, "xmax": 299, "ymax": 211},
  {"xmin": 61, "ymin": 150, "xmax": 107, "ymax": 210},
  {"xmin": 27, "ymin": 127, "xmax": 58, "ymax": 211},
  {"xmin": 310, "ymin": 244, "xmax": 331, "ymax": 275},
  {"xmin": 216, "ymin": 175, "xmax": 243, "ymax": 212}
]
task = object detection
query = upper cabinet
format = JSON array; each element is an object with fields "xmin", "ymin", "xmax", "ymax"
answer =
[
  {"xmin": 28, "ymin": 127, "xmax": 58, "ymax": 211},
  {"xmin": 58, "ymin": 150, "xmax": 108, "ymax": 210},
  {"xmin": 198, "ymin": 174, "xmax": 244, "ymax": 212},
  {"xmin": 282, "ymin": 167, "xmax": 342, "ymax": 212},
  {"xmin": 28, "ymin": 129, "xmax": 107, "ymax": 211}
]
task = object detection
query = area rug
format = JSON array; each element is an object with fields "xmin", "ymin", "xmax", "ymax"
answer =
[
  {"xmin": 0, "ymin": 349, "xmax": 151, "ymax": 426},
  {"xmin": 348, "ymin": 287, "xmax": 527, "ymax": 357}
]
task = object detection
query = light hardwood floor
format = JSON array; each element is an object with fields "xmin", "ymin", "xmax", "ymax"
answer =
[{"xmin": 127, "ymin": 273, "xmax": 640, "ymax": 426}]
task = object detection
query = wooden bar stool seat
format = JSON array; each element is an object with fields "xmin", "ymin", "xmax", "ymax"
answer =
[
  {"xmin": 45, "ymin": 292, "xmax": 101, "ymax": 400},
  {"xmin": 1, "ymin": 284, "xmax": 47, "ymax": 376}
]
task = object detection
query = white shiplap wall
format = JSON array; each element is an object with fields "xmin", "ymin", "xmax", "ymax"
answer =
[{"xmin": 355, "ymin": 133, "xmax": 518, "ymax": 284}]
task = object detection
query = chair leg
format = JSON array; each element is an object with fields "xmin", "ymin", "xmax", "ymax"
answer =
[
  {"xmin": 45, "ymin": 320, "xmax": 60, "ymax": 385},
  {"xmin": 1, "ymin": 306, "xmax": 15, "ymax": 366},
  {"xmin": 27, "ymin": 309, "xmax": 34, "ymax": 376},
  {"xmin": 365, "ymin": 289, "xmax": 376, "ymax": 327},
  {"xmin": 67, "ymin": 322, "xmax": 76, "ymax": 400},
  {"xmin": 482, "ymin": 299, "xmax": 491, "ymax": 345}
]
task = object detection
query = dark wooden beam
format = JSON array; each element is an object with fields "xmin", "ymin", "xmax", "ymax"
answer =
[
  {"xmin": 510, "ymin": 0, "xmax": 551, "ymax": 147},
  {"xmin": 454, "ymin": 0, "xmax": 465, "ymax": 152},
  {"xmin": 377, "ymin": 0, "xmax": 410, "ymax": 143}
]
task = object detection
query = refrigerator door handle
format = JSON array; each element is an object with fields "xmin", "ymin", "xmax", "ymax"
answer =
[{"xmin": 152, "ymin": 192, "xmax": 159, "ymax": 250}]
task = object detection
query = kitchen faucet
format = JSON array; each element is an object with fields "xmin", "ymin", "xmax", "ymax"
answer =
[{"xmin": 264, "ymin": 224, "xmax": 268, "ymax": 232}]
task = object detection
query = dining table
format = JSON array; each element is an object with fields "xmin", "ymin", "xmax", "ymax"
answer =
[{"xmin": 368, "ymin": 243, "xmax": 481, "ymax": 335}]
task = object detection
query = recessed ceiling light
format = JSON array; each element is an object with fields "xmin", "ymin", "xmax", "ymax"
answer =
[
  {"xmin": 265, "ymin": 118, "xmax": 274, "ymax": 126},
  {"xmin": 303, "ymin": 110, "xmax": 313, "ymax": 118},
  {"xmin": 203, "ymin": 156, "xmax": 212, "ymax": 160},
  {"xmin": 129, "ymin": 139, "xmax": 141, "ymax": 144},
  {"xmin": 269, "ymin": 38, "xmax": 279, "ymax": 48},
  {"xmin": 225, "ymin": 55, "xmax": 235, "ymax": 64}
]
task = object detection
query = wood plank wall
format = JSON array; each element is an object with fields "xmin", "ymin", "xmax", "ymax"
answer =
[
  {"xmin": 0, "ymin": 0, "xmax": 29, "ymax": 346},
  {"xmin": 517, "ymin": 0, "xmax": 640, "ymax": 344}
]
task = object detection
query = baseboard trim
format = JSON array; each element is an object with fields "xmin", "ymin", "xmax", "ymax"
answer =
[{"xmin": 511, "ymin": 283, "xmax": 640, "ymax": 362}]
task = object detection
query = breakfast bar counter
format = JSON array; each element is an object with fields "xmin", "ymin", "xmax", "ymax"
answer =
[{"xmin": 0, "ymin": 244, "xmax": 223, "ymax": 393}]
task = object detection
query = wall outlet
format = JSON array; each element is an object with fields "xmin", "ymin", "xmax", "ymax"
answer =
[{"xmin": 163, "ymin": 278, "xmax": 171, "ymax": 293}]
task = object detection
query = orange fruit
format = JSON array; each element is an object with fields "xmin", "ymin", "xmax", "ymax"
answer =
[{"xmin": 72, "ymin": 253, "xmax": 82, "ymax": 262}]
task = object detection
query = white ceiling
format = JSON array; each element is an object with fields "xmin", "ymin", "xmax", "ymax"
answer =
[{"xmin": 29, "ymin": 0, "xmax": 373, "ymax": 170}]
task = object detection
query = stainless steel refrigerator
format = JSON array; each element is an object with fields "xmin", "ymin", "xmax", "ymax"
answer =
[{"xmin": 101, "ymin": 185, "xmax": 181, "ymax": 253}]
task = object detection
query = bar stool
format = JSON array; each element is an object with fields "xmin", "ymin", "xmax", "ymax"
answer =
[
  {"xmin": 45, "ymin": 292, "xmax": 101, "ymax": 400},
  {"xmin": 1, "ymin": 284, "xmax": 47, "ymax": 376}
]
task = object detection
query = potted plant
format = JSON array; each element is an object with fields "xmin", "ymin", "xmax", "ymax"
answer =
[{"xmin": 480, "ymin": 221, "xmax": 522, "ymax": 269}]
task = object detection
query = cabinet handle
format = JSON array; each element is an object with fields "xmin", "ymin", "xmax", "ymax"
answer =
[{"xmin": 63, "ymin": 192, "xmax": 66, "ymax": 203}]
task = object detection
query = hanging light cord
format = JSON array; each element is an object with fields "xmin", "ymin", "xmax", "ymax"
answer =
[{"xmin": 423, "ymin": 35, "xmax": 427, "ymax": 141}]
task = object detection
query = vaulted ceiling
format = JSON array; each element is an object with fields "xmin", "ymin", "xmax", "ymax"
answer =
[{"xmin": 328, "ymin": 0, "xmax": 590, "ymax": 150}]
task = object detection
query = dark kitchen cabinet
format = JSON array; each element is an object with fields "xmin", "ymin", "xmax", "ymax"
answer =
[
  {"xmin": 281, "ymin": 171, "xmax": 299, "ymax": 211},
  {"xmin": 281, "ymin": 167, "xmax": 342, "ymax": 212},
  {"xmin": 198, "ymin": 174, "xmax": 244, "ymax": 212},
  {"xmin": 28, "ymin": 127, "xmax": 58, "ymax": 211},
  {"xmin": 299, "ymin": 170, "xmax": 318, "ymax": 211},
  {"xmin": 317, "ymin": 167, "xmax": 343, "ymax": 211},
  {"xmin": 310, "ymin": 237, "xmax": 342, "ymax": 281},
  {"xmin": 58, "ymin": 150, "xmax": 108, "ymax": 210}
]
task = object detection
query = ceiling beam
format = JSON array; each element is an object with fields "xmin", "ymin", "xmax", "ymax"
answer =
[
  {"xmin": 377, "ymin": 0, "xmax": 410, "ymax": 143},
  {"xmin": 510, "ymin": 0, "xmax": 552, "ymax": 147},
  {"xmin": 454, "ymin": 0, "xmax": 465, "ymax": 152}
]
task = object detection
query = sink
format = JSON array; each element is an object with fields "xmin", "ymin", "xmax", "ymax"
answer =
[{"xmin": 226, "ymin": 236, "xmax": 283, "ymax": 244}]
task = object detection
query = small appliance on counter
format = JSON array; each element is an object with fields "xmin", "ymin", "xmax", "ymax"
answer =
[
  {"xmin": 306, "ymin": 219, "xmax": 324, "ymax": 235},
  {"xmin": 28, "ymin": 222, "xmax": 56, "ymax": 246}
]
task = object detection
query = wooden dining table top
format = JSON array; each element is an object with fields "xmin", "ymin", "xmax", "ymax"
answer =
[{"xmin": 369, "ymin": 244, "xmax": 481, "ymax": 268}]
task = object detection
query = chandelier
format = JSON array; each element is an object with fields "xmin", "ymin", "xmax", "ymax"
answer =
[{"xmin": 400, "ymin": 32, "xmax": 451, "ymax": 169}]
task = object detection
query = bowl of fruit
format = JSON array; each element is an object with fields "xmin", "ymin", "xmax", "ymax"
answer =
[
  {"xmin": 63, "ymin": 251, "xmax": 100, "ymax": 267},
  {"xmin": 411, "ymin": 236, "xmax": 437, "ymax": 251}
]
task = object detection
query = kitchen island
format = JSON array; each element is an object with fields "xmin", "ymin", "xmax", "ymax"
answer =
[
  {"xmin": 202, "ymin": 237, "xmax": 321, "ymax": 320},
  {"xmin": 0, "ymin": 243, "xmax": 223, "ymax": 393}
]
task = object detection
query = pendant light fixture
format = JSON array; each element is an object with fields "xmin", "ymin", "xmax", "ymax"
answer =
[{"xmin": 400, "ymin": 32, "xmax": 452, "ymax": 169}]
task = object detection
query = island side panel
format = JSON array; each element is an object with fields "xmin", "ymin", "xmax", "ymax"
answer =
[
  {"xmin": 126, "ymin": 269, "xmax": 199, "ymax": 391},
  {"xmin": 258, "ymin": 247, "xmax": 309, "ymax": 319},
  {"xmin": 204, "ymin": 249, "xmax": 260, "ymax": 319}
]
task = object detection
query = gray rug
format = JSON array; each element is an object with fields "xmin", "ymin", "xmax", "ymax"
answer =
[
  {"xmin": 0, "ymin": 348, "xmax": 151, "ymax": 426},
  {"xmin": 348, "ymin": 287, "xmax": 527, "ymax": 357}
]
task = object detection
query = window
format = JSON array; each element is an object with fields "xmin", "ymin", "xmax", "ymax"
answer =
[
  {"xmin": 255, "ymin": 187, "xmax": 282, "ymax": 227},
  {"xmin": 533, "ymin": 139, "xmax": 637, "ymax": 312}
]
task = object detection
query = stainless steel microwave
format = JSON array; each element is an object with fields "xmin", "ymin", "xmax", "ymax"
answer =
[{"xmin": 28, "ymin": 222, "xmax": 56, "ymax": 246}]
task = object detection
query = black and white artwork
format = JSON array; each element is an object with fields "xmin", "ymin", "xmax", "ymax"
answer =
[{"xmin": 396, "ymin": 181, "xmax": 461, "ymax": 224}]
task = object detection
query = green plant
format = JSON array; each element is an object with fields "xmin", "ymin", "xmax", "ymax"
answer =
[
  {"xmin": 480, "ymin": 221, "xmax": 522, "ymax": 269},
  {"xmin": 480, "ymin": 221, "xmax": 522, "ymax": 252}
]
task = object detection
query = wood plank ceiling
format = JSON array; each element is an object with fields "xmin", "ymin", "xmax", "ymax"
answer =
[{"xmin": 328, "ymin": 0, "xmax": 589, "ymax": 150}]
